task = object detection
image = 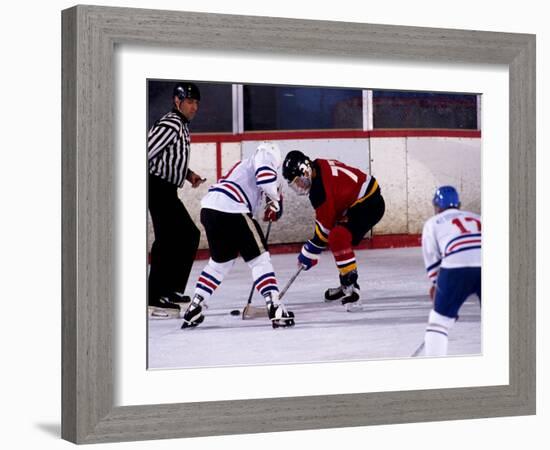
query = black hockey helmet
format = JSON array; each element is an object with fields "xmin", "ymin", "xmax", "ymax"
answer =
[
  {"xmin": 282, "ymin": 150, "xmax": 313, "ymax": 195},
  {"xmin": 173, "ymin": 82, "xmax": 201, "ymax": 101},
  {"xmin": 282, "ymin": 150, "xmax": 311, "ymax": 182}
]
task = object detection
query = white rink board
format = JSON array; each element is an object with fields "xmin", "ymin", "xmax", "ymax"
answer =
[
  {"xmin": 241, "ymin": 139, "xmax": 371, "ymax": 173},
  {"xmin": 370, "ymin": 137, "xmax": 408, "ymax": 234},
  {"xmin": 406, "ymin": 137, "xmax": 481, "ymax": 233},
  {"xmin": 148, "ymin": 136, "xmax": 481, "ymax": 247}
]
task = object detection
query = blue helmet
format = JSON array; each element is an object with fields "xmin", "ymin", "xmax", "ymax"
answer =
[{"xmin": 432, "ymin": 186, "xmax": 460, "ymax": 210}]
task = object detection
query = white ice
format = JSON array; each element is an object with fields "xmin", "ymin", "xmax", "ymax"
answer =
[{"xmin": 148, "ymin": 247, "xmax": 481, "ymax": 369}]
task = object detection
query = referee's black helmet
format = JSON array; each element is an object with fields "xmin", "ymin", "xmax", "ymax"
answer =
[{"xmin": 173, "ymin": 82, "xmax": 201, "ymax": 101}]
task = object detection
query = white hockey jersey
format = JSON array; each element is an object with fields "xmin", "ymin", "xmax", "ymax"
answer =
[
  {"xmin": 421, "ymin": 208, "xmax": 482, "ymax": 283},
  {"xmin": 201, "ymin": 148, "xmax": 280, "ymax": 216}
]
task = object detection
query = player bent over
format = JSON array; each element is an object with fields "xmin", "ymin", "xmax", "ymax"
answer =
[
  {"xmin": 282, "ymin": 151, "xmax": 385, "ymax": 310},
  {"xmin": 181, "ymin": 142, "xmax": 295, "ymax": 329},
  {"xmin": 421, "ymin": 186, "xmax": 481, "ymax": 356}
]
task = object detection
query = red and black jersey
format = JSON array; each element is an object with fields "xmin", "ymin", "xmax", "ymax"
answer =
[{"xmin": 308, "ymin": 159, "xmax": 378, "ymax": 247}]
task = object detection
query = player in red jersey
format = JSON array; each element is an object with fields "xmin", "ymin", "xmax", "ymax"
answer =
[{"xmin": 282, "ymin": 150, "xmax": 385, "ymax": 309}]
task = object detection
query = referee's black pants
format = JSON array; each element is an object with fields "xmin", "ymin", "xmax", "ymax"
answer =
[{"xmin": 148, "ymin": 175, "xmax": 200, "ymax": 303}]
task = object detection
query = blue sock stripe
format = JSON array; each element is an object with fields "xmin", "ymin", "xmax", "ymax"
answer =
[
  {"xmin": 260, "ymin": 285, "xmax": 279, "ymax": 295},
  {"xmin": 196, "ymin": 283, "xmax": 213, "ymax": 295},
  {"xmin": 200, "ymin": 271, "xmax": 221, "ymax": 285},
  {"xmin": 253, "ymin": 272, "xmax": 276, "ymax": 287}
]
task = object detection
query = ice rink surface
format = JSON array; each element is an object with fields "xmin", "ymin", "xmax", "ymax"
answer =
[{"xmin": 148, "ymin": 247, "xmax": 481, "ymax": 369}]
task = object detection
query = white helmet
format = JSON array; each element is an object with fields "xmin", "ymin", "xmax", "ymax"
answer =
[{"xmin": 256, "ymin": 142, "xmax": 282, "ymax": 168}]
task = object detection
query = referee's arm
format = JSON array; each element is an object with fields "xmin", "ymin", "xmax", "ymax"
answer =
[{"xmin": 147, "ymin": 125, "xmax": 177, "ymax": 161}]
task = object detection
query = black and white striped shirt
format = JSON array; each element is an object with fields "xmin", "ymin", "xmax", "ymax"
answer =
[{"xmin": 148, "ymin": 109, "xmax": 191, "ymax": 187}]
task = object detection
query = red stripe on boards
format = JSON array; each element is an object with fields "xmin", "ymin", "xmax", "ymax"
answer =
[
  {"xmin": 191, "ymin": 129, "xmax": 481, "ymax": 144},
  {"xmin": 189, "ymin": 234, "xmax": 422, "ymax": 261}
]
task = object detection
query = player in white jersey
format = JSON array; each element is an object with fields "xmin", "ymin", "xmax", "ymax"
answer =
[
  {"xmin": 421, "ymin": 186, "xmax": 481, "ymax": 356},
  {"xmin": 180, "ymin": 142, "xmax": 295, "ymax": 329}
]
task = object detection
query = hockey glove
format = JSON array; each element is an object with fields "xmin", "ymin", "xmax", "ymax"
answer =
[
  {"xmin": 263, "ymin": 195, "xmax": 283, "ymax": 222},
  {"xmin": 298, "ymin": 240, "xmax": 322, "ymax": 270}
]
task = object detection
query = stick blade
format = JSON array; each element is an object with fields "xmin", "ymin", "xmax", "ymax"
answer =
[{"xmin": 242, "ymin": 304, "xmax": 268, "ymax": 320}]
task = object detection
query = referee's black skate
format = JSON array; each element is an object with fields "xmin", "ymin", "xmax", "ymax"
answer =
[
  {"xmin": 148, "ymin": 296, "xmax": 181, "ymax": 318},
  {"xmin": 169, "ymin": 292, "xmax": 192, "ymax": 304},
  {"xmin": 181, "ymin": 296, "xmax": 205, "ymax": 329}
]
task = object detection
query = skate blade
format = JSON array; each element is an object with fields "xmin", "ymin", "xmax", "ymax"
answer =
[
  {"xmin": 344, "ymin": 300, "xmax": 364, "ymax": 312},
  {"xmin": 272, "ymin": 319, "xmax": 295, "ymax": 329},
  {"xmin": 148, "ymin": 306, "xmax": 180, "ymax": 319},
  {"xmin": 181, "ymin": 315, "xmax": 205, "ymax": 329}
]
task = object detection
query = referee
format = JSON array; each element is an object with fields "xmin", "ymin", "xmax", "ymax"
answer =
[{"xmin": 148, "ymin": 82, "xmax": 205, "ymax": 316}]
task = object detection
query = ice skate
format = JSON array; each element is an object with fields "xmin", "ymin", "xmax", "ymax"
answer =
[
  {"xmin": 265, "ymin": 293, "xmax": 295, "ymax": 328},
  {"xmin": 341, "ymin": 283, "xmax": 362, "ymax": 312},
  {"xmin": 181, "ymin": 296, "xmax": 205, "ymax": 329},
  {"xmin": 267, "ymin": 302, "xmax": 295, "ymax": 328},
  {"xmin": 169, "ymin": 292, "xmax": 192, "ymax": 304},
  {"xmin": 325, "ymin": 282, "xmax": 362, "ymax": 311},
  {"xmin": 148, "ymin": 296, "xmax": 181, "ymax": 318},
  {"xmin": 324, "ymin": 285, "xmax": 346, "ymax": 302},
  {"xmin": 324, "ymin": 270, "xmax": 362, "ymax": 311}
]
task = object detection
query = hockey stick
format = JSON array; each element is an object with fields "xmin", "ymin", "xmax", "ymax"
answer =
[
  {"xmin": 411, "ymin": 341, "xmax": 425, "ymax": 357},
  {"xmin": 241, "ymin": 221, "xmax": 272, "ymax": 319},
  {"xmin": 241, "ymin": 265, "xmax": 304, "ymax": 319},
  {"xmin": 279, "ymin": 266, "xmax": 303, "ymax": 300}
]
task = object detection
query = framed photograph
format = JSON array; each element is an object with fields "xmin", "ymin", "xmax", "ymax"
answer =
[{"xmin": 62, "ymin": 5, "xmax": 535, "ymax": 444}]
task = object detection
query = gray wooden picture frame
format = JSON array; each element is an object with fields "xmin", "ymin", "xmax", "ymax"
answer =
[{"xmin": 61, "ymin": 5, "xmax": 536, "ymax": 444}]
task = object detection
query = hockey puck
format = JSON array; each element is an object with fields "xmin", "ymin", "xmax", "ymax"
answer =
[{"xmin": 230, "ymin": 309, "xmax": 240, "ymax": 316}]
